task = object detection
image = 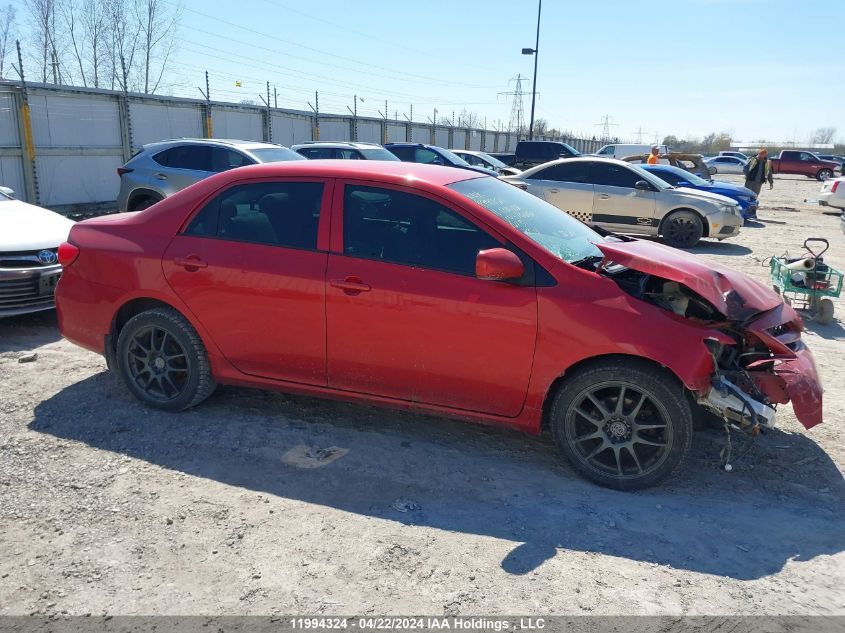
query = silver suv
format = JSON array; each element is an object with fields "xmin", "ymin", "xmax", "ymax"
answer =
[
  {"xmin": 291, "ymin": 141, "xmax": 400, "ymax": 161},
  {"xmin": 116, "ymin": 139, "xmax": 305, "ymax": 212}
]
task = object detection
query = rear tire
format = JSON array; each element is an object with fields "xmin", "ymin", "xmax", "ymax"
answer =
[
  {"xmin": 549, "ymin": 359, "xmax": 693, "ymax": 490},
  {"xmin": 817, "ymin": 169, "xmax": 833, "ymax": 181},
  {"xmin": 116, "ymin": 307, "xmax": 216, "ymax": 411},
  {"xmin": 662, "ymin": 210, "xmax": 704, "ymax": 248},
  {"xmin": 129, "ymin": 195, "xmax": 162, "ymax": 211},
  {"xmin": 709, "ymin": 166, "xmax": 718, "ymax": 174}
]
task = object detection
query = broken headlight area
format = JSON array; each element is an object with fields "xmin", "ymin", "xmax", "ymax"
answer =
[{"xmin": 604, "ymin": 266, "xmax": 806, "ymax": 432}]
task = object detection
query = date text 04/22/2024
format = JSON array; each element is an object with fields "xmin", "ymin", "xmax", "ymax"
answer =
[{"xmin": 289, "ymin": 618, "xmax": 547, "ymax": 631}]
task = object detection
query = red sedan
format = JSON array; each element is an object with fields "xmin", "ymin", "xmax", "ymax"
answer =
[{"xmin": 55, "ymin": 161, "xmax": 822, "ymax": 489}]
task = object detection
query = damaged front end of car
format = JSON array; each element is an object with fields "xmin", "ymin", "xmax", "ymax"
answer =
[{"xmin": 593, "ymin": 240, "xmax": 823, "ymax": 434}]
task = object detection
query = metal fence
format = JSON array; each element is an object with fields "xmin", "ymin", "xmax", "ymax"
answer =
[{"xmin": 0, "ymin": 80, "xmax": 605, "ymax": 211}]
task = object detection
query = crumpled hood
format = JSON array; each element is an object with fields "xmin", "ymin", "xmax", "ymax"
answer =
[{"xmin": 597, "ymin": 239, "xmax": 782, "ymax": 320}]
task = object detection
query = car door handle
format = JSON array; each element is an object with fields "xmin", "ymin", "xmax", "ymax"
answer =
[
  {"xmin": 154, "ymin": 173, "xmax": 168, "ymax": 180},
  {"xmin": 330, "ymin": 276, "xmax": 371, "ymax": 295},
  {"xmin": 548, "ymin": 188, "xmax": 559, "ymax": 194},
  {"xmin": 173, "ymin": 256, "xmax": 208, "ymax": 270},
  {"xmin": 598, "ymin": 194, "xmax": 611, "ymax": 199}
]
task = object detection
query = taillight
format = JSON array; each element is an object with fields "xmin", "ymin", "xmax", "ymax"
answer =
[
  {"xmin": 832, "ymin": 181, "xmax": 840, "ymax": 193},
  {"xmin": 117, "ymin": 167, "xmax": 134, "ymax": 177},
  {"xmin": 57, "ymin": 242, "xmax": 80, "ymax": 267}
]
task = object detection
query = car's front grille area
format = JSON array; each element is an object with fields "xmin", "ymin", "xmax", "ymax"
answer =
[
  {"xmin": 0, "ymin": 272, "xmax": 61, "ymax": 315},
  {"xmin": 0, "ymin": 249, "xmax": 58, "ymax": 269}
]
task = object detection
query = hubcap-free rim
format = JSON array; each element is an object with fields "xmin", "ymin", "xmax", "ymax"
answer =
[
  {"xmin": 125, "ymin": 325, "xmax": 189, "ymax": 402},
  {"xmin": 564, "ymin": 381, "xmax": 673, "ymax": 479}
]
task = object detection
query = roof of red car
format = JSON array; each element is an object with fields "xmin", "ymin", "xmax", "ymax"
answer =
[{"xmin": 226, "ymin": 159, "xmax": 483, "ymax": 187}]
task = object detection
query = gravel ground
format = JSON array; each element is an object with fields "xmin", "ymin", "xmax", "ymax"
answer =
[{"xmin": 0, "ymin": 175, "xmax": 843, "ymax": 617}]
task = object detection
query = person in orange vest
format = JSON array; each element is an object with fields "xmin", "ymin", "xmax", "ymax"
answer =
[
  {"xmin": 743, "ymin": 148, "xmax": 774, "ymax": 196},
  {"xmin": 646, "ymin": 146, "xmax": 660, "ymax": 165}
]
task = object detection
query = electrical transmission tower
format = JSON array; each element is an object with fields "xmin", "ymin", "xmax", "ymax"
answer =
[
  {"xmin": 633, "ymin": 127, "xmax": 648, "ymax": 143},
  {"xmin": 499, "ymin": 74, "xmax": 528, "ymax": 139},
  {"xmin": 594, "ymin": 114, "xmax": 618, "ymax": 141}
]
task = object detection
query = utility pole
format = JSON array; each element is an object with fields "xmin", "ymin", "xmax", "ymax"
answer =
[
  {"xmin": 198, "ymin": 71, "xmax": 212, "ymax": 138},
  {"xmin": 346, "ymin": 95, "xmax": 359, "ymax": 141},
  {"xmin": 258, "ymin": 81, "xmax": 272, "ymax": 142},
  {"xmin": 521, "ymin": 0, "xmax": 542, "ymax": 140},
  {"xmin": 307, "ymin": 91, "xmax": 320, "ymax": 141},
  {"xmin": 12, "ymin": 40, "xmax": 39, "ymax": 204},
  {"xmin": 427, "ymin": 108, "xmax": 438, "ymax": 145},
  {"xmin": 378, "ymin": 100, "xmax": 389, "ymax": 144},
  {"xmin": 273, "ymin": 85, "xmax": 278, "ymax": 109}
]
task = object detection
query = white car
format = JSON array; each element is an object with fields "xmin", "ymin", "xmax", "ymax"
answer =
[
  {"xmin": 705, "ymin": 155, "xmax": 747, "ymax": 175},
  {"xmin": 450, "ymin": 150, "xmax": 521, "ymax": 176},
  {"xmin": 819, "ymin": 177, "xmax": 845, "ymax": 211},
  {"xmin": 0, "ymin": 186, "xmax": 75, "ymax": 317}
]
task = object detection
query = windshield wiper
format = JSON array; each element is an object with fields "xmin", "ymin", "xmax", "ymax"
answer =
[{"xmin": 570, "ymin": 254, "xmax": 604, "ymax": 269}]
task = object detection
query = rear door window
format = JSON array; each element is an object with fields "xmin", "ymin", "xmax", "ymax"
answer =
[
  {"xmin": 297, "ymin": 147, "xmax": 334, "ymax": 159},
  {"xmin": 184, "ymin": 181, "xmax": 325, "ymax": 250},
  {"xmin": 588, "ymin": 162, "xmax": 640, "ymax": 188},
  {"xmin": 153, "ymin": 145, "xmax": 212, "ymax": 171},
  {"xmin": 531, "ymin": 162, "xmax": 589, "ymax": 183}
]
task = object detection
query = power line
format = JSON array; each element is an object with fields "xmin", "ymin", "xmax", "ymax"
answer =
[{"xmin": 165, "ymin": 0, "xmax": 497, "ymax": 90}]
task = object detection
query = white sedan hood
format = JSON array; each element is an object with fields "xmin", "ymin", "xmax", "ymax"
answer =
[{"xmin": 0, "ymin": 199, "xmax": 75, "ymax": 252}]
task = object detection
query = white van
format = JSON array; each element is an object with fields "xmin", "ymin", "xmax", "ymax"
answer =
[{"xmin": 595, "ymin": 143, "xmax": 668, "ymax": 159}]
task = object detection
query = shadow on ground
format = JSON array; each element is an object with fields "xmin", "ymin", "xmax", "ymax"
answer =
[
  {"xmin": 689, "ymin": 241, "xmax": 753, "ymax": 256},
  {"xmin": 0, "ymin": 311, "xmax": 61, "ymax": 352},
  {"xmin": 30, "ymin": 372, "xmax": 845, "ymax": 579}
]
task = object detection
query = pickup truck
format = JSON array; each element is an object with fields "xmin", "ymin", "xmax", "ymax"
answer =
[
  {"xmin": 489, "ymin": 140, "xmax": 580, "ymax": 169},
  {"xmin": 769, "ymin": 150, "xmax": 840, "ymax": 181}
]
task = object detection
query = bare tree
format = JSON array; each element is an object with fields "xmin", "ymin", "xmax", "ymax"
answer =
[
  {"xmin": 533, "ymin": 118, "xmax": 549, "ymax": 136},
  {"xmin": 104, "ymin": 0, "xmax": 137, "ymax": 90},
  {"xmin": 457, "ymin": 108, "xmax": 480, "ymax": 129},
  {"xmin": 134, "ymin": 0, "xmax": 180, "ymax": 94},
  {"xmin": 61, "ymin": 0, "xmax": 86, "ymax": 85},
  {"xmin": 24, "ymin": 0, "xmax": 64, "ymax": 83},
  {"xmin": 0, "ymin": 4, "xmax": 15, "ymax": 79},
  {"xmin": 810, "ymin": 127, "xmax": 837, "ymax": 145},
  {"xmin": 62, "ymin": 0, "xmax": 107, "ymax": 87}
]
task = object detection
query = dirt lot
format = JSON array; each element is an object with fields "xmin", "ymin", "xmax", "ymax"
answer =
[{"xmin": 1, "ymin": 175, "xmax": 843, "ymax": 617}]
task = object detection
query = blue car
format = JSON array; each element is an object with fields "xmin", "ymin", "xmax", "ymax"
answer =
[{"xmin": 642, "ymin": 164, "xmax": 758, "ymax": 220}]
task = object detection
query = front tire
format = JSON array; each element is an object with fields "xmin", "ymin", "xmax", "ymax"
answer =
[
  {"xmin": 817, "ymin": 169, "xmax": 833, "ymax": 181},
  {"xmin": 662, "ymin": 210, "xmax": 704, "ymax": 248},
  {"xmin": 549, "ymin": 359, "xmax": 693, "ymax": 490},
  {"xmin": 709, "ymin": 166, "xmax": 718, "ymax": 174},
  {"xmin": 116, "ymin": 307, "xmax": 216, "ymax": 411}
]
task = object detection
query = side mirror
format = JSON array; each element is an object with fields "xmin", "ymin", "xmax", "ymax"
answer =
[
  {"xmin": 634, "ymin": 180, "xmax": 651, "ymax": 191},
  {"xmin": 0, "ymin": 186, "xmax": 14, "ymax": 197},
  {"xmin": 476, "ymin": 248, "xmax": 524, "ymax": 281}
]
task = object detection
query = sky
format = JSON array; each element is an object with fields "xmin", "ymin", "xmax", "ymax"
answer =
[{"xmin": 7, "ymin": 0, "xmax": 844, "ymax": 144}]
